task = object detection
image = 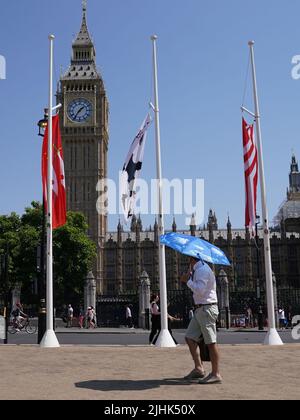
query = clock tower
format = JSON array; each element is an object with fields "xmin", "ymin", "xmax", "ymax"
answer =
[{"xmin": 57, "ymin": 1, "xmax": 109, "ymax": 293}]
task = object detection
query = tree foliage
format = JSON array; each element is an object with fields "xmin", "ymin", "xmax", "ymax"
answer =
[
  {"xmin": 53, "ymin": 212, "xmax": 96, "ymax": 306},
  {"xmin": 0, "ymin": 202, "xmax": 96, "ymax": 308}
]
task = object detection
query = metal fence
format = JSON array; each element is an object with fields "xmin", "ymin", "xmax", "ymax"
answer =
[
  {"xmin": 97, "ymin": 288, "xmax": 194, "ymax": 329},
  {"xmin": 96, "ymin": 293, "xmax": 139, "ymax": 328},
  {"xmin": 229, "ymin": 288, "xmax": 300, "ymax": 316},
  {"xmin": 161, "ymin": 288, "xmax": 194, "ymax": 329},
  {"xmin": 277, "ymin": 288, "xmax": 300, "ymax": 314}
]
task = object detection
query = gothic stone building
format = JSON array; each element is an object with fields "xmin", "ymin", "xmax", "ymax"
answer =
[
  {"xmin": 103, "ymin": 157, "xmax": 300, "ymax": 313},
  {"xmin": 104, "ymin": 213, "xmax": 300, "ymax": 293}
]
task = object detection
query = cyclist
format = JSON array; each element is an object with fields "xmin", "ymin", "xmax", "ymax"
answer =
[{"xmin": 12, "ymin": 302, "xmax": 28, "ymax": 331}]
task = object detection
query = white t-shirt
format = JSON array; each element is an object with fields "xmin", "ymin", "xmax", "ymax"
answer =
[
  {"xmin": 126, "ymin": 307, "xmax": 132, "ymax": 318},
  {"xmin": 279, "ymin": 310, "xmax": 285, "ymax": 320},
  {"xmin": 187, "ymin": 261, "xmax": 218, "ymax": 305},
  {"xmin": 151, "ymin": 302, "xmax": 160, "ymax": 315}
]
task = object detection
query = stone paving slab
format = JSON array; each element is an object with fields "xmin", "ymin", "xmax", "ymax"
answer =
[{"xmin": 0, "ymin": 344, "xmax": 299, "ymax": 400}]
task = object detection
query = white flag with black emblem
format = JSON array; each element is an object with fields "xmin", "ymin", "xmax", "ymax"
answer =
[{"xmin": 120, "ymin": 114, "xmax": 152, "ymax": 223}]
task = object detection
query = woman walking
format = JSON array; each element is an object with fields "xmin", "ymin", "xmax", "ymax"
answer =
[{"xmin": 149, "ymin": 294, "xmax": 161, "ymax": 345}]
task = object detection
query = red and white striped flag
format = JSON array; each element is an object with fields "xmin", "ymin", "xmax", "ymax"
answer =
[
  {"xmin": 242, "ymin": 117, "xmax": 258, "ymax": 232},
  {"xmin": 42, "ymin": 115, "xmax": 67, "ymax": 230}
]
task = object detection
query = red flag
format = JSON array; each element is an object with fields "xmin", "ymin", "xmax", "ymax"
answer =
[
  {"xmin": 242, "ymin": 117, "xmax": 258, "ymax": 232},
  {"xmin": 42, "ymin": 115, "xmax": 67, "ymax": 230}
]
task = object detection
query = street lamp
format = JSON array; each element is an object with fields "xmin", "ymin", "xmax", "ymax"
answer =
[
  {"xmin": 255, "ymin": 214, "xmax": 264, "ymax": 330},
  {"xmin": 37, "ymin": 110, "xmax": 48, "ymax": 343},
  {"xmin": 38, "ymin": 109, "xmax": 49, "ymax": 137}
]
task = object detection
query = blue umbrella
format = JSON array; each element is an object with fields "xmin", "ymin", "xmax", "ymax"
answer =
[{"xmin": 160, "ymin": 233, "xmax": 231, "ymax": 266}]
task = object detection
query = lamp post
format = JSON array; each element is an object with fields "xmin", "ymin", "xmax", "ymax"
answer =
[
  {"xmin": 37, "ymin": 110, "xmax": 48, "ymax": 344},
  {"xmin": 255, "ymin": 214, "xmax": 264, "ymax": 331}
]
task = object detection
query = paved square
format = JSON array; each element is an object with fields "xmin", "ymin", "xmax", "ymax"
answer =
[{"xmin": 0, "ymin": 344, "xmax": 299, "ymax": 400}]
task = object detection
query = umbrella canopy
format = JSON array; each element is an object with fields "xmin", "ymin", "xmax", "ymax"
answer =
[{"xmin": 160, "ymin": 233, "xmax": 231, "ymax": 266}]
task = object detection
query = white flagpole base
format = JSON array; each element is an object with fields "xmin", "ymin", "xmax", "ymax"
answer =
[
  {"xmin": 263, "ymin": 328, "xmax": 284, "ymax": 346},
  {"xmin": 155, "ymin": 329, "xmax": 177, "ymax": 348},
  {"xmin": 40, "ymin": 329, "xmax": 60, "ymax": 348}
]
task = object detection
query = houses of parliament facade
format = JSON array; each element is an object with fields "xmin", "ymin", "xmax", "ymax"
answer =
[{"xmin": 60, "ymin": 4, "xmax": 300, "ymax": 307}]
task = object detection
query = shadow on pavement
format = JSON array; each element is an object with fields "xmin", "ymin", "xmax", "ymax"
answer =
[{"xmin": 75, "ymin": 378, "xmax": 191, "ymax": 392}]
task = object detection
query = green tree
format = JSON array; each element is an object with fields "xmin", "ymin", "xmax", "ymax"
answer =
[
  {"xmin": 53, "ymin": 212, "xmax": 97, "ymax": 307},
  {"xmin": 0, "ymin": 213, "xmax": 21, "ymax": 296},
  {"xmin": 21, "ymin": 201, "xmax": 43, "ymax": 230},
  {"xmin": 15, "ymin": 202, "xmax": 44, "ymax": 302},
  {"xmin": 0, "ymin": 202, "xmax": 96, "ymax": 309}
]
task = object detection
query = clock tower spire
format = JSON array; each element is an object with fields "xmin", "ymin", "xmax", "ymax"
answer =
[
  {"xmin": 57, "ymin": 1, "xmax": 109, "ymax": 294},
  {"xmin": 72, "ymin": 0, "xmax": 96, "ymax": 64}
]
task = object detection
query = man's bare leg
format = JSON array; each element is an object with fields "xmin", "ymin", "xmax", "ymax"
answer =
[
  {"xmin": 185, "ymin": 337, "xmax": 204, "ymax": 373},
  {"xmin": 207, "ymin": 343, "xmax": 222, "ymax": 379}
]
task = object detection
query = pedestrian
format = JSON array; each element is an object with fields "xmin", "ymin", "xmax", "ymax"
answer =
[
  {"xmin": 78, "ymin": 306, "xmax": 85, "ymax": 329},
  {"xmin": 278, "ymin": 307, "xmax": 286, "ymax": 330},
  {"xmin": 257, "ymin": 305, "xmax": 264, "ymax": 330},
  {"xmin": 67, "ymin": 304, "xmax": 74, "ymax": 328},
  {"xmin": 149, "ymin": 294, "xmax": 161, "ymax": 345},
  {"xmin": 125, "ymin": 305, "xmax": 134, "ymax": 329},
  {"xmin": 180, "ymin": 256, "xmax": 222, "ymax": 385},
  {"xmin": 152, "ymin": 302, "xmax": 181, "ymax": 346},
  {"xmin": 245, "ymin": 307, "xmax": 253, "ymax": 328},
  {"xmin": 86, "ymin": 306, "xmax": 96, "ymax": 329}
]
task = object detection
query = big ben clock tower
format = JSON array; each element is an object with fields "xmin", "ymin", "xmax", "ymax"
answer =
[{"xmin": 57, "ymin": 1, "xmax": 109, "ymax": 293}]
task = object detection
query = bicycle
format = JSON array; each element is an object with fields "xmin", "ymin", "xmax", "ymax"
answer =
[{"xmin": 8, "ymin": 318, "xmax": 37, "ymax": 335}]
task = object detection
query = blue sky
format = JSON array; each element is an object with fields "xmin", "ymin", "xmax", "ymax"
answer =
[{"xmin": 0, "ymin": 0, "xmax": 300, "ymax": 231}]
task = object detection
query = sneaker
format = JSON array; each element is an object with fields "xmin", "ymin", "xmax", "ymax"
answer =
[
  {"xmin": 184, "ymin": 369, "xmax": 206, "ymax": 380},
  {"xmin": 198, "ymin": 373, "xmax": 223, "ymax": 385}
]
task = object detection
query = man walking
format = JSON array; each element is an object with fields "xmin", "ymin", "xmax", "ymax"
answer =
[
  {"xmin": 67, "ymin": 304, "xmax": 74, "ymax": 328},
  {"xmin": 181, "ymin": 256, "xmax": 222, "ymax": 385},
  {"xmin": 278, "ymin": 307, "xmax": 286, "ymax": 331},
  {"xmin": 126, "ymin": 305, "xmax": 134, "ymax": 329}
]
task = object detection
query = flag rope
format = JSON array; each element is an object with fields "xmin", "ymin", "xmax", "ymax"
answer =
[{"xmin": 242, "ymin": 50, "xmax": 251, "ymax": 109}]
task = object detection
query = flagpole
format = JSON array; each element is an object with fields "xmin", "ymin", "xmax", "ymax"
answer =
[
  {"xmin": 40, "ymin": 35, "xmax": 60, "ymax": 348},
  {"xmin": 151, "ymin": 35, "xmax": 176, "ymax": 348},
  {"xmin": 248, "ymin": 41, "xmax": 283, "ymax": 346}
]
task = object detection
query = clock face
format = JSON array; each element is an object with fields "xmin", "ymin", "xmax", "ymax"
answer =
[{"xmin": 67, "ymin": 98, "xmax": 92, "ymax": 123}]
